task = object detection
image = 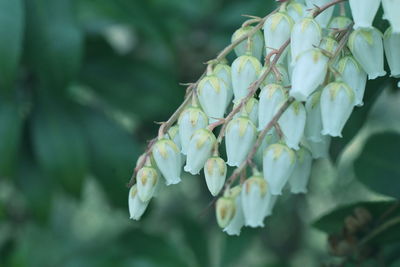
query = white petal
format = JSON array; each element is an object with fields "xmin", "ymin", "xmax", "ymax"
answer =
[
  {"xmin": 305, "ymin": 90, "xmax": 323, "ymax": 142},
  {"xmin": 258, "ymin": 84, "xmax": 288, "ymax": 131},
  {"xmin": 204, "ymin": 157, "xmax": 227, "ymax": 196},
  {"xmin": 348, "ymin": 28, "xmax": 386, "ymax": 80},
  {"xmin": 289, "ymin": 148, "xmax": 313, "ymax": 194},
  {"xmin": 137, "ymin": 167, "xmax": 159, "ymax": 202},
  {"xmin": 223, "ymin": 186, "xmax": 245, "ymax": 235},
  {"xmin": 349, "ymin": 0, "xmax": 380, "ymax": 29},
  {"xmin": 278, "ymin": 101, "xmax": 306, "ymax": 150},
  {"xmin": 263, "ymin": 12, "xmax": 293, "ymax": 61},
  {"xmin": 382, "ymin": 0, "xmax": 400, "ymax": 33},
  {"xmin": 306, "ymin": 0, "xmax": 334, "ymax": 27},
  {"xmin": 198, "ymin": 75, "xmax": 229, "ymax": 122},
  {"xmin": 231, "ymin": 26, "xmax": 264, "ymax": 60},
  {"xmin": 214, "ymin": 63, "xmax": 234, "ymax": 107},
  {"xmin": 241, "ymin": 176, "xmax": 269, "ymax": 227},
  {"xmin": 231, "ymin": 55, "xmax": 262, "ymax": 102},
  {"xmin": 178, "ymin": 107, "xmax": 208, "ymax": 155},
  {"xmin": 184, "ymin": 129, "xmax": 215, "ymax": 175},
  {"xmin": 233, "ymin": 97, "xmax": 259, "ymax": 126},
  {"xmin": 287, "ymin": 2, "xmax": 306, "ymax": 23},
  {"xmin": 384, "ymin": 28, "xmax": 400, "ymax": 78},
  {"xmin": 128, "ymin": 185, "xmax": 149, "ymax": 220},
  {"xmin": 153, "ymin": 139, "xmax": 182, "ymax": 185}
]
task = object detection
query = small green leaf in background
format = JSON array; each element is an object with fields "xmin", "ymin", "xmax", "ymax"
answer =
[
  {"xmin": 30, "ymin": 99, "xmax": 88, "ymax": 196},
  {"xmin": 354, "ymin": 132, "xmax": 400, "ymax": 199},
  {"xmin": 0, "ymin": 0, "xmax": 24, "ymax": 92},
  {"xmin": 25, "ymin": 0, "xmax": 83, "ymax": 90}
]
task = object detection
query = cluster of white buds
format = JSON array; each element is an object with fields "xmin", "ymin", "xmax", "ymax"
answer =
[{"xmin": 128, "ymin": 0, "xmax": 400, "ymax": 234}]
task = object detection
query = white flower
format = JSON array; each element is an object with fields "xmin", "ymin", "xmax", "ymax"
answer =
[
  {"xmin": 306, "ymin": 0, "xmax": 335, "ymax": 27},
  {"xmin": 287, "ymin": 2, "xmax": 306, "ymax": 22},
  {"xmin": 216, "ymin": 196, "xmax": 236, "ymax": 228},
  {"xmin": 263, "ymin": 143, "xmax": 296, "ymax": 195},
  {"xmin": 320, "ymin": 82, "xmax": 355, "ymax": 137},
  {"xmin": 290, "ymin": 48, "xmax": 329, "ymax": 101},
  {"xmin": 178, "ymin": 107, "xmax": 208, "ymax": 155},
  {"xmin": 241, "ymin": 175, "xmax": 271, "ymax": 227},
  {"xmin": 258, "ymin": 83, "xmax": 288, "ymax": 131},
  {"xmin": 289, "ymin": 147, "xmax": 313, "ymax": 194},
  {"xmin": 306, "ymin": 135, "xmax": 331, "ymax": 159},
  {"xmin": 231, "ymin": 54, "xmax": 262, "ymax": 102},
  {"xmin": 128, "ymin": 185, "xmax": 149, "ymax": 220},
  {"xmin": 153, "ymin": 139, "xmax": 182, "ymax": 185},
  {"xmin": 278, "ymin": 101, "xmax": 306, "ymax": 150},
  {"xmin": 328, "ymin": 16, "xmax": 353, "ymax": 30},
  {"xmin": 260, "ymin": 63, "xmax": 290, "ymax": 88},
  {"xmin": 137, "ymin": 167, "xmax": 159, "ymax": 202},
  {"xmin": 263, "ymin": 12, "xmax": 293, "ymax": 60},
  {"xmin": 254, "ymin": 129, "xmax": 279, "ymax": 166},
  {"xmin": 225, "ymin": 117, "xmax": 257, "ymax": 167},
  {"xmin": 337, "ymin": 56, "xmax": 368, "ymax": 106},
  {"xmin": 231, "ymin": 26, "xmax": 264, "ymax": 60},
  {"xmin": 166, "ymin": 125, "xmax": 181, "ymax": 149},
  {"xmin": 382, "ymin": 0, "xmax": 400, "ymax": 33},
  {"xmin": 214, "ymin": 63, "xmax": 233, "ymax": 106},
  {"xmin": 305, "ymin": 90, "xmax": 323, "ymax": 142},
  {"xmin": 204, "ymin": 157, "xmax": 227, "ymax": 196},
  {"xmin": 184, "ymin": 129, "xmax": 216, "ymax": 175},
  {"xmin": 290, "ymin": 17, "xmax": 322, "ymax": 65},
  {"xmin": 349, "ymin": 0, "xmax": 381, "ymax": 29},
  {"xmin": 233, "ymin": 97, "xmax": 259, "ymax": 126},
  {"xmin": 384, "ymin": 27, "xmax": 400, "ymax": 78},
  {"xmin": 348, "ymin": 28, "xmax": 386, "ymax": 80},
  {"xmin": 223, "ymin": 186, "xmax": 245, "ymax": 235},
  {"xmin": 197, "ymin": 75, "xmax": 229, "ymax": 122}
]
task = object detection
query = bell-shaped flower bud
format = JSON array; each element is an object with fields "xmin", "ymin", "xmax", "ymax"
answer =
[
  {"xmin": 166, "ymin": 125, "xmax": 181, "ymax": 149},
  {"xmin": 233, "ymin": 97, "xmax": 259, "ymax": 126},
  {"xmin": 263, "ymin": 143, "xmax": 296, "ymax": 195},
  {"xmin": 204, "ymin": 157, "xmax": 227, "ymax": 196},
  {"xmin": 306, "ymin": 135, "xmax": 331, "ymax": 159},
  {"xmin": 153, "ymin": 139, "xmax": 182, "ymax": 185},
  {"xmin": 216, "ymin": 196, "xmax": 236, "ymax": 228},
  {"xmin": 184, "ymin": 129, "xmax": 216, "ymax": 175},
  {"xmin": 259, "ymin": 83, "xmax": 288, "ymax": 131},
  {"xmin": 214, "ymin": 63, "xmax": 233, "ymax": 106},
  {"xmin": 198, "ymin": 75, "xmax": 229, "ymax": 123},
  {"xmin": 383, "ymin": 0, "xmax": 400, "ymax": 33},
  {"xmin": 305, "ymin": 90, "xmax": 323, "ymax": 142},
  {"xmin": 321, "ymin": 82, "xmax": 355, "ymax": 137},
  {"xmin": 290, "ymin": 17, "xmax": 322, "ymax": 65},
  {"xmin": 306, "ymin": 0, "xmax": 334, "ymax": 27},
  {"xmin": 137, "ymin": 166, "xmax": 159, "ymax": 202},
  {"xmin": 178, "ymin": 107, "xmax": 208, "ymax": 155},
  {"xmin": 231, "ymin": 26, "xmax": 264, "ymax": 60},
  {"xmin": 231, "ymin": 54, "xmax": 262, "ymax": 102},
  {"xmin": 328, "ymin": 16, "xmax": 353, "ymax": 31},
  {"xmin": 278, "ymin": 101, "xmax": 306, "ymax": 150},
  {"xmin": 337, "ymin": 56, "xmax": 368, "ymax": 106},
  {"xmin": 260, "ymin": 64, "xmax": 290, "ymax": 88},
  {"xmin": 225, "ymin": 117, "xmax": 257, "ymax": 167},
  {"xmin": 320, "ymin": 36, "xmax": 339, "ymax": 54},
  {"xmin": 384, "ymin": 27, "xmax": 400, "ymax": 78},
  {"xmin": 254, "ymin": 129, "xmax": 279, "ymax": 166},
  {"xmin": 349, "ymin": 0, "xmax": 380, "ymax": 29},
  {"xmin": 290, "ymin": 48, "xmax": 329, "ymax": 101},
  {"xmin": 128, "ymin": 185, "xmax": 149, "ymax": 220},
  {"xmin": 289, "ymin": 147, "xmax": 313, "ymax": 194},
  {"xmin": 348, "ymin": 28, "xmax": 386, "ymax": 80},
  {"xmin": 287, "ymin": 2, "xmax": 306, "ymax": 23},
  {"xmin": 263, "ymin": 12, "xmax": 293, "ymax": 59},
  {"xmin": 223, "ymin": 186, "xmax": 245, "ymax": 235},
  {"xmin": 241, "ymin": 175, "xmax": 271, "ymax": 227}
]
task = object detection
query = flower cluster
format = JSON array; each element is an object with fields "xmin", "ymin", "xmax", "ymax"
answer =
[{"xmin": 128, "ymin": 0, "xmax": 400, "ymax": 235}]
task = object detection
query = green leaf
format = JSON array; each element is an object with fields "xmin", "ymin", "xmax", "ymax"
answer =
[
  {"xmin": 0, "ymin": 0, "xmax": 24, "ymax": 92},
  {"xmin": 0, "ymin": 98, "xmax": 23, "ymax": 178},
  {"xmin": 329, "ymin": 77, "xmax": 394, "ymax": 161},
  {"xmin": 77, "ymin": 107, "xmax": 139, "ymax": 207},
  {"xmin": 25, "ymin": 0, "xmax": 83, "ymax": 90},
  {"xmin": 30, "ymin": 98, "xmax": 88, "ymax": 195},
  {"xmin": 313, "ymin": 201, "xmax": 398, "ymax": 234},
  {"xmin": 354, "ymin": 132, "xmax": 400, "ymax": 198}
]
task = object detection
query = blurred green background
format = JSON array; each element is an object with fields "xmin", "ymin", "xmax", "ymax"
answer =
[{"xmin": 1, "ymin": 0, "xmax": 400, "ymax": 266}]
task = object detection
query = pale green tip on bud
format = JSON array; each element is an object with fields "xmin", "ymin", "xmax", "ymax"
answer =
[
  {"xmin": 128, "ymin": 185, "xmax": 149, "ymax": 220},
  {"xmin": 231, "ymin": 26, "xmax": 264, "ymax": 60},
  {"xmin": 328, "ymin": 16, "xmax": 353, "ymax": 31},
  {"xmin": 263, "ymin": 143, "xmax": 296, "ymax": 195},
  {"xmin": 216, "ymin": 197, "xmax": 236, "ymax": 228},
  {"xmin": 184, "ymin": 129, "xmax": 216, "ymax": 175},
  {"xmin": 233, "ymin": 97, "xmax": 259, "ymax": 126},
  {"xmin": 287, "ymin": 2, "xmax": 306, "ymax": 23},
  {"xmin": 204, "ymin": 157, "xmax": 227, "ymax": 196},
  {"xmin": 178, "ymin": 107, "xmax": 209, "ymax": 155},
  {"xmin": 348, "ymin": 28, "xmax": 386, "ymax": 80},
  {"xmin": 225, "ymin": 117, "xmax": 257, "ymax": 167},
  {"xmin": 258, "ymin": 83, "xmax": 288, "ymax": 131},
  {"xmin": 137, "ymin": 167, "xmax": 159, "ymax": 202},
  {"xmin": 213, "ymin": 63, "xmax": 233, "ymax": 108},
  {"xmin": 288, "ymin": 147, "xmax": 313, "ymax": 194},
  {"xmin": 320, "ymin": 82, "xmax": 355, "ymax": 138},
  {"xmin": 263, "ymin": 12, "xmax": 293, "ymax": 60},
  {"xmin": 153, "ymin": 139, "xmax": 182, "ymax": 185}
]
